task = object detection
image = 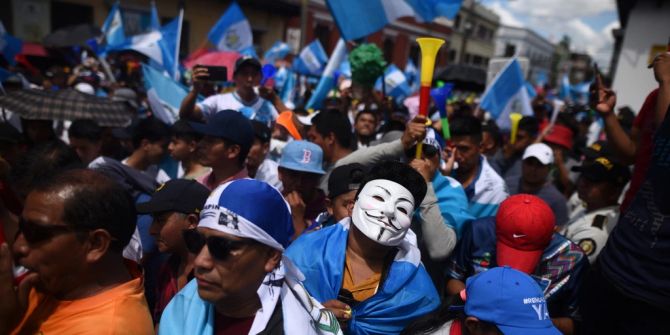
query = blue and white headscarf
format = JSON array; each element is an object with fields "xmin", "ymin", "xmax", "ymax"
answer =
[{"xmin": 160, "ymin": 179, "xmax": 342, "ymax": 335}]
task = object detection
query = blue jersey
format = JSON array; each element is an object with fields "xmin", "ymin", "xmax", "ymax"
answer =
[{"xmin": 446, "ymin": 217, "xmax": 589, "ymax": 319}]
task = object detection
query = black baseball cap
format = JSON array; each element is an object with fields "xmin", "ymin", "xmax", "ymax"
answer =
[
  {"xmin": 328, "ymin": 163, "xmax": 367, "ymax": 199},
  {"xmin": 572, "ymin": 156, "xmax": 630, "ymax": 187},
  {"xmin": 234, "ymin": 55, "xmax": 262, "ymax": 76},
  {"xmin": 189, "ymin": 109, "xmax": 254, "ymax": 150},
  {"xmin": 251, "ymin": 120, "xmax": 271, "ymax": 143},
  {"xmin": 581, "ymin": 140, "xmax": 613, "ymax": 161},
  {"xmin": 136, "ymin": 179, "xmax": 210, "ymax": 214}
]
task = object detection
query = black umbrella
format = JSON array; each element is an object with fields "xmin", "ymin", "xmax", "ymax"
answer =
[
  {"xmin": 435, "ymin": 64, "xmax": 487, "ymax": 92},
  {"xmin": 0, "ymin": 89, "xmax": 134, "ymax": 127},
  {"xmin": 43, "ymin": 24, "xmax": 101, "ymax": 48}
]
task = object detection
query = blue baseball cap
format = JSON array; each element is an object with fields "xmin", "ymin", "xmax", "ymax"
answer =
[
  {"xmin": 278, "ymin": 140, "xmax": 325, "ymax": 175},
  {"xmin": 465, "ymin": 266, "xmax": 561, "ymax": 335},
  {"xmin": 189, "ymin": 109, "xmax": 254, "ymax": 150}
]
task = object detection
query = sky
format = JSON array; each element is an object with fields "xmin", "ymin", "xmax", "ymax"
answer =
[{"xmin": 480, "ymin": 0, "xmax": 619, "ymax": 72}]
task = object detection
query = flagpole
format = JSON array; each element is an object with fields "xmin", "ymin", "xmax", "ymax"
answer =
[{"xmin": 174, "ymin": 3, "xmax": 185, "ymax": 81}]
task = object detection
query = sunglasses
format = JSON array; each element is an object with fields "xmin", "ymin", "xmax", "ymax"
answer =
[
  {"xmin": 17, "ymin": 219, "xmax": 86, "ymax": 244},
  {"xmin": 182, "ymin": 229, "xmax": 255, "ymax": 261}
]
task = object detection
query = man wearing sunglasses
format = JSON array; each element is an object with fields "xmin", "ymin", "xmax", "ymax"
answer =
[
  {"xmin": 135, "ymin": 179, "xmax": 210, "ymax": 324},
  {"xmin": 159, "ymin": 179, "xmax": 342, "ymax": 335},
  {"xmin": 0, "ymin": 169, "xmax": 153, "ymax": 335}
]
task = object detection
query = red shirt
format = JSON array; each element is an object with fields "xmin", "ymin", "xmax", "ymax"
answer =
[{"xmin": 621, "ymin": 89, "xmax": 658, "ymax": 212}]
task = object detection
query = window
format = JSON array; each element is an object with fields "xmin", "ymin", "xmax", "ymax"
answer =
[
  {"xmin": 448, "ymin": 49, "xmax": 457, "ymax": 62},
  {"xmin": 473, "ymin": 55, "xmax": 483, "ymax": 66},
  {"xmin": 504, "ymin": 43, "xmax": 516, "ymax": 57},
  {"xmin": 454, "ymin": 14, "xmax": 461, "ymax": 30},
  {"xmin": 52, "ymin": 1, "xmax": 93, "ymax": 30}
]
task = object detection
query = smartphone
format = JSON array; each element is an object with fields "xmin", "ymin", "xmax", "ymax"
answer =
[{"xmin": 197, "ymin": 65, "xmax": 227, "ymax": 82}]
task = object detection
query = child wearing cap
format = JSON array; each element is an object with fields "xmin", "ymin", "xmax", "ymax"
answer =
[
  {"xmin": 135, "ymin": 179, "xmax": 210, "ymax": 324},
  {"xmin": 445, "ymin": 194, "xmax": 589, "ymax": 335},
  {"xmin": 312, "ymin": 163, "xmax": 368, "ymax": 229},
  {"xmin": 402, "ymin": 266, "xmax": 561, "ymax": 335},
  {"xmin": 277, "ymin": 140, "xmax": 327, "ymax": 238}
]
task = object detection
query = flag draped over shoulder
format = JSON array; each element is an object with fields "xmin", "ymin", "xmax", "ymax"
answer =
[
  {"xmin": 285, "ymin": 219, "xmax": 440, "ymax": 335},
  {"xmin": 207, "ymin": 2, "xmax": 252, "ymax": 52},
  {"xmin": 326, "ymin": 0, "xmax": 462, "ymax": 41},
  {"xmin": 479, "ymin": 58, "xmax": 533, "ymax": 129}
]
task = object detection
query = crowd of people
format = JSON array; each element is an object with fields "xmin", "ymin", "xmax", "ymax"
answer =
[{"xmin": 0, "ymin": 42, "xmax": 669, "ymax": 335}]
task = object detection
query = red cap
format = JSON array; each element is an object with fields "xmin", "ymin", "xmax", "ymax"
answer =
[
  {"xmin": 542, "ymin": 124, "xmax": 573, "ymax": 150},
  {"xmin": 495, "ymin": 194, "xmax": 555, "ymax": 274}
]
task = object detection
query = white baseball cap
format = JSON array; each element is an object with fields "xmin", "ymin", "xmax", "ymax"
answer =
[{"xmin": 523, "ymin": 143, "xmax": 554, "ymax": 165}]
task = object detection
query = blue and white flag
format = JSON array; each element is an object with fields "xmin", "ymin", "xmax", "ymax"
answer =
[
  {"xmin": 293, "ymin": 39, "xmax": 328, "ymax": 76},
  {"xmin": 280, "ymin": 69, "xmax": 297, "ymax": 105},
  {"xmin": 306, "ymin": 39, "xmax": 346, "ymax": 109},
  {"xmin": 101, "ymin": 1, "xmax": 125, "ymax": 47},
  {"xmin": 207, "ymin": 2, "xmax": 252, "ymax": 52},
  {"xmin": 0, "ymin": 31, "xmax": 22, "ymax": 66},
  {"xmin": 525, "ymin": 81, "xmax": 537, "ymax": 99},
  {"xmin": 374, "ymin": 64, "xmax": 411, "ymax": 103},
  {"xmin": 570, "ymin": 81, "xmax": 591, "ymax": 105},
  {"xmin": 338, "ymin": 57, "xmax": 351, "ymax": 78},
  {"xmin": 142, "ymin": 64, "xmax": 194, "ymax": 124},
  {"xmin": 326, "ymin": 0, "xmax": 462, "ymax": 41},
  {"xmin": 405, "ymin": 58, "xmax": 419, "ymax": 93},
  {"xmin": 263, "ymin": 40, "xmax": 291, "ymax": 64},
  {"xmin": 286, "ymin": 219, "xmax": 440, "ymax": 335},
  {"xmin": 479, "ymin": 58, "xmax": 533, "ymax": 129},
  {"xmin": 107, "ymin": 18, "xmax": 179, "ymax": 79},
  {"xmin": 149, "ymin": 0, "xmax": 161, "ymax": 31}
]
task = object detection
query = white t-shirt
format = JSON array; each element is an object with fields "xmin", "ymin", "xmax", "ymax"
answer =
[{"xmin": 197, "ymin": 91, "xmax": 278, "ymax": 123}]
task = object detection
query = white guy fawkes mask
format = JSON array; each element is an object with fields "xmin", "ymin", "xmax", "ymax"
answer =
[{"xmin": 351, "ymin": 179, "xmax": 415, "ymax": 246}]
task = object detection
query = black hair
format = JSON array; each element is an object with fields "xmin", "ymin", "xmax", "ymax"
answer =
[
  {"xmin": 170, "ymin": 119, "xmax": 202, "ymax": 142},
  {"xmin": 518, "ymin": 116, "xmax": 539, "ymax": 137},
  {"xmin": 312, "ymin": 110, "xmax": 353, "ymax": 149},
  {"xmin": 12, "ymin": 140, "xmax": 84, "ymax": 199},
  {"xmin": 482, "ymin": 120, "xmax": 503, "ymax": 148},
  {"xmin": 131, "ymin": 117, "xmax": 170, "ymax": 149},
  {"xmin": 355, "ymin": 109, "xmax": 378, "ymax": 123},
  {"xmin": 450, "ymin": 115, "xmax": 483, "ymax": 143},
  {"xmin": 355, "ymin": 161, "xmax": 427, "ymax": 205},
  {"xmin": 69, "ymin": 119, "xmax": 103, "ymax": 142},
  {"xmin": 32, "ymin": 169, "xmax": 136, "ymax": 253},
  {"xmin": 223, "ymin": 137, "xmax": 250, "ymax": 167}
]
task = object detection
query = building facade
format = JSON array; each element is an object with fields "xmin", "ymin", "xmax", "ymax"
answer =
[
  {"xmin": 494, "ymin": 25, "xmax": 555, "ymax": 84},
  {"xmin": 445, "ymin": 0, "xmax": 500, "ymax": 69}
]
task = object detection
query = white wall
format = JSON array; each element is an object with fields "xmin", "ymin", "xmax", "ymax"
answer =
[{"xmin": 612, "ymin": 1, "xmax": 670, "ymax": 112}]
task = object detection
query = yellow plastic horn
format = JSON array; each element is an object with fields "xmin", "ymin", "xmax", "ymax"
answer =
[
  {"xmin": 415, "ymin": 37, "xmax": 445, "ymax": 159},
  {"xmin": 509, "ymin": 113, "xmax": 523, "ymax": 144}
]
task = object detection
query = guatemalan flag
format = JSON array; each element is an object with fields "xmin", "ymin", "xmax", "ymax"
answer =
[
  {"xmin": 142, "ymin": 64, "xmax": 198, "ymax": 125},
  {"xmin": 306, "ymin": 39, "xmax": 347, "ymax": 109},
  {"xmin": 100, "ymin": 1, "xmax": 125, "ymax": 47},
  {"xmin": 374, "ymin": 64, "xmax": 412, "ymax": 103},
  {"xmin": 326, "ymin": 0, "xmax": 462, "ymax": 41},
  {"xmin": 293, "ymin": 39, "xmax": 328, "ymax": 76},
  {"xmin": 404, "ymin": 58, "xmax": 419, "ymax": 93},
  {"xmin": 285, "ymin": 219, "xmax": 440, "ymax": 335},
  {"xmin": 207, "ymin": 2, "xmax": 252, "ymax": 52},
  {"xmin": 107, "ymin": 18, "xmax": 180, "ymax": 80},
  {"xmin": 479, "ymin": 58, "xmax": 533, "ymax": 129},
  {"xmin": 263, "ymin": 40, "xmax": 291, "ymax": 64},
  {"xmin": 149, "ymin": 0, "xmax": 161, "ymax": 31}
]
